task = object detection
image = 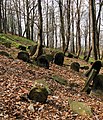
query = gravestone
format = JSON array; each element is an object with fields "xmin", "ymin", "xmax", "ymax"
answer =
[{"xmin": 54, "ymin": 52, "xmax": 64, "ymax": 66}]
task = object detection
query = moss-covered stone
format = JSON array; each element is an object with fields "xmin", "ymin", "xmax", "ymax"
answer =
[
  {"xmin": 68, "ymin": 98, "xmax": 92, "ymax": 116},
  {"xmin": 51, "ymin": 75, "xmax": 68, "ymax": 85},
  {"xmin": 28, "ymin": 84, "xmax": 48, "ymax": 103}
]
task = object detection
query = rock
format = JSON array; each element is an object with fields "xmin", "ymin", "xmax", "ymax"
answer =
[
  {"xmin": 70, "ymin": 62, "xmax": 80, "ymax": 72},
  {"xmin": 51, "ymin": 75, "xmax": 68, "ymax": 85},
  {"xmin": 17, "ymin": 51, "xmax": 30, "ymax": 62},
  {"xmin": 54, "ymin": 52, "xmax": 64, "ymax": 66},
  {"xmin": 0, "ymin": 51, "xmax": 13, "ymax": 59},
  {"xmin": 68, "ymin": 98, "xmax": 92, "ymax": 116},
  {"xmin": 37, "ymin": 55, "xmax": 49, "ymax": 69},
  {"xmin": 3, "ymin": 42, "xmax": 11, "ymax": 48},
  {"xmin": 28, "ymin": 85, "xmax": 48, "ymax": 103},
  {"xmin": 28, "ymin": 45, "xmax": 37, "ymax": 56},
  {"xmin": 18, "ymin": 45, "xmax": 26, "ymax": 51}
]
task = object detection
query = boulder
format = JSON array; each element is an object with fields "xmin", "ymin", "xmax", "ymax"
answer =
[{"xmin": 54, "ymin": 52, "xmax": 64, "ymax": 66}]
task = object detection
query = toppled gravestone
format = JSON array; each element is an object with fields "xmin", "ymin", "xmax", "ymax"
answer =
[
  {"xmin": 17, "ymin": 51, "xmax": 30, "ymax": 62},
  {"xmin": 54, "ymin": 52, "xmax": 64, "ymax": 66},
  {"xmin": 37, "ymin": 55, "xmax": 49, "ymax": 69},
  {"xmin": 82, "ymin": 61, "xmax": 102, "ymax": 94},
  {"xmin": 70, "ymin": 62, "xmax": 80, "ymax": 72},
  {"xmin": 28, "ymin": 83, "xmax": 48, "ymax": 103}
]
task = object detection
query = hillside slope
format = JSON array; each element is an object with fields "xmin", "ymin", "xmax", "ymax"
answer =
[{"xmin": 0, "ymin": 34, "xmax": 103, "ymax": 120}]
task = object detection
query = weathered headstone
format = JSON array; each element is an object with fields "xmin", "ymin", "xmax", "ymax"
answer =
[
  {"xmin": 37, "ymin": 55, "xmax": 49, "ymax": 69},
  {"xmin": 54, "ymin": 52, "xmax": 64, "ymax": 66},
  {"xmin": 70, "ymin": 62, "xmax": 80, "ymax": 72},
  {"xmin": 85, "ymin": 61, "xmax": 101, "ymax": 77},
  {"xmin": 92, "ymin": 74, "xmax": 103, "ymax": 91},
  {"xmin": 17, "ymin": 51, "xmax": 30, "ymax": 62}
]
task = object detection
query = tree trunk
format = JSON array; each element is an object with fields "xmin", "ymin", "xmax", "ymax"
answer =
[
  {"xmin": 59, "ymin": 0, "xmax": 65, "ymax": 51},
  {"xmin": 33, "ymin": 0, "xmax": 43, "ymax": 59},
  {"xmin": 85, "ymin": 46, "xmax": 92, "ymax": 62},
  {"xmin": 64, "ymin": 0, "xmax": 71, "ymax": 55},
  {"xmin": 0, "ymin": 0, "xmax": 2, "ymax": 33},
  {"xmin": 76, "ymin": 0, "xmax": 81, "ymax": 58},
  {"xmin": 90, "ymin": 0, "xmax": 97, "ymax": 60},
  {"xmin": 70, "ymin": 1, "xmax": 75, "ymax": 53},
  {"xmin": 26, "ymin": 0, "xmax": 30, "ymax": 39}
]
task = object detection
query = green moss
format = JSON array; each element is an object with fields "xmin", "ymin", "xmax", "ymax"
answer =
[
  {"xmin": 68, "ymin": 98, "xmax": 93, "ymax": 116},
  {"xmin": 34, "ymin": 79, "xmax": 51, "ymax": 94},
  {"xmin": 0, "ymin": 33, "xmax": 35, "ymax": 48}
]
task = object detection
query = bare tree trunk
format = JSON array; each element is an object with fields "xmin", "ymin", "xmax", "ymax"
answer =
[
  {"xmin": 55, "ymin": 23, "xmax": 58, "ymax": 48},
  {"xmin": 84, "ymin": 20, "xmax": 88, "ymax": 54},
  {"xmin": 26, "ymin": 0, "xmax": 30, "ymax": 39},
  {"xmin": 90, "ymin": 0, "xmax": 97, "ymax": 60},
  {"xmin": 71, "ymin": 0, "xmax": 75, "ymax": 53},
  {"xmin": 59, "ymin": 0, "xmax": 65, "ymax": 51},
  {"xmin": 85, "ymin": 46, "xmax": 92, "ymax": 62},
  {"xmin": 33, "ymin": 0, "xmax": 43, "ymax": 59},
  {"xmin": 64, "ymin": 0, "xmax": 71, "ymax": 55},
  {"xmin": 76, "ymin": 0, "xmax": 81, "ymax": 58},
  {"xmin": 31, "ymin": 1, "xmax": 35, "ymax": 40},
  {"xmin": 46, "ymin": 0, "xmax": 49, "ymax": 47},
  {"xmin": 89, "ymin": 1, "xmax": 91, "ymax": 50},
  {"xmin": 96, "ymin": 0, "xmax": 102, "ymax": 59},
  {"xmin": 0, "ymin": 0, "xmax": 2, "ymax": 33}
]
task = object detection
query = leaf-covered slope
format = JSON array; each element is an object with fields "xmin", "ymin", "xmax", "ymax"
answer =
[{"xmin": 0, "ymin": 34, "xmax": 103, "ymax": 119}]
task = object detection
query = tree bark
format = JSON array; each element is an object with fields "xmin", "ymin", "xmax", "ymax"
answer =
[
  {"xmin": 64, "ymin": 0, "xmax": 71, "ymax": 55},
  {"xmin": 33, "ymin": 0, "xmax": 43, "ymax": 59},
  {"xmin": 59, "ymin": 0, "xmax": 65, "ymax": 51},
  {"xmin": 90, "ymin": 0, "xmax": 97, "ymax": 60}
]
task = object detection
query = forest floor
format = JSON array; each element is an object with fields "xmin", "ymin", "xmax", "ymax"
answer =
[{"xmin": 0, "ymin": 44, "xmax": 103, "ymax": 120}]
